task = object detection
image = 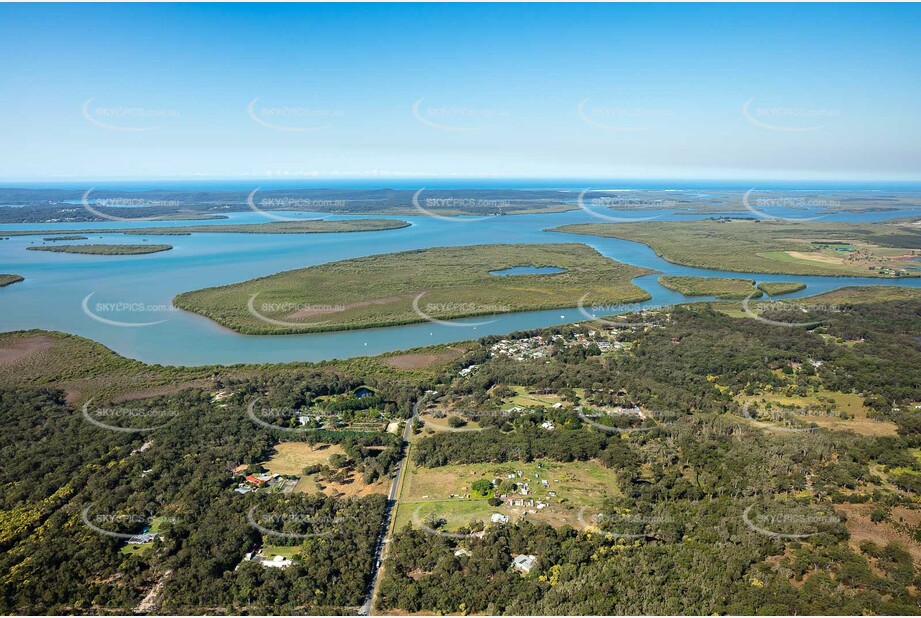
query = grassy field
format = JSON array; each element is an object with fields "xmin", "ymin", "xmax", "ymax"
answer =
[
  {"xmin": 26, "ymin": 244, "xmax": 173, "ymax": 255},
  {"xmin": 396, "ymin": 457, "xmax": 621, "ymax": 530},
  {"xmin": 0, "ymin": 274, "xmax": 24, "ymax": 287},
  {"xmin": 659, "ymin": 276, "xmax": 761, "ymax": 299},
  {"xmin": 260, "ymin": 441, "xmax": 389, "ymax": 497},
  {"xmin": 417, "ymin": 412, "xmax": 484, "ymax": 433},
  {"xmin": 756, "ymin": 281, "xmax": 806, "ymax": 296},
  {"xmin": 294, "ymin": 470, "xmax": 389, "ymax": 498},
  {"xmin": 261, "ymin": 442, "xmax": 346, "ymax": 475},
  {"xmin": 119, "ymin": 516, "xmax": 172, "ymax": 556},
  {"xmin": 260, "ymin": 545, "xmax": 302, "ymax": 560},
  {"xmin": 7, "ymin": 219, "xmax": 410, "ymax": 236},
  {"xmin": 174, "ymin": 243, "xmax": 656, "ymax": 334},
  {"xmin": 553, "ymin": 219, "xmax": 921, "ymax": 277},
  {"xmin": 738, "ymin": 389, "xmax": 898, "ymax": 437}
]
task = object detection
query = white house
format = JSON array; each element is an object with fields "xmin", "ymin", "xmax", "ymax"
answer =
[{"xmin": 512, "ymin": 554, "xmax": 538, "ymax": 573}]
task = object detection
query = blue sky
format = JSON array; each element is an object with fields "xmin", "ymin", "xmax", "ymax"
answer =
[{"xmin": 0, "ymin": 2, "xmax": 919, "ymax": 182}]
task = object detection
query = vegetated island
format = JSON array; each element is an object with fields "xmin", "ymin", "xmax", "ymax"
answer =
[
  {"xmin": 552, "ymin": 219, "xmax": 921, "ymax": 277},
  {"xmin": 0, "ymin": 274, "xmax": 24, "ymax": 287},
  {"xmin": 174, "ymin": 243, "xmax": 656, "ymax": 334},
  {"xmin": 4, "ymin": 219, "xmax": 411, "ymax": 237},
  {"xmin": 659, "ymin": 276, "xmax": 762, "ymax": 300},
  {"xmin": 43, "ymin": 235, "xmax": 89, "ymax": 241},
  {"xmin": 27, "ymin": 244, "xmax": 173, "ymax": 255},
  {"xmin": 756, "ymin": 281, "xmax": 806, "ymax": 296}
]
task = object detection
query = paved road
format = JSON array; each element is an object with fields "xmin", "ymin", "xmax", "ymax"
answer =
[{"xmin": 357, "ymin": 399, "xmax": 421, "ymax": 616}]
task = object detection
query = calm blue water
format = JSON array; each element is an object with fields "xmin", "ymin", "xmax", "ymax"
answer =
[{"xmin": 1, "ymin": 190, "xmax": 919, "ymax": 366}]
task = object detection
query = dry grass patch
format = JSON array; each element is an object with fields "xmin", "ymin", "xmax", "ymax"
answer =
[
  {"xmin": 382, "ymin": 347, "xmax": 465, "ymax": 370},
  {"xmin": 261, "ymin": 442, "xmax": 346, "ymax": 475},
  {"xmin": 835, "ymin": 503, "xmax": 921, "ymax": 565},
  {"xmin": 737, "ymin": 390, "xmax": 898, "ymax": 437},
  {"xmin": 399, "ymin": 457, "xmax": 620, "ymax": 530},
  {"xmin": 0, "ymin": 335, "xmax": 55, "ymax": 365},
  {"xmin": 295, "ymin": 470, "xmax": 389, "ymax": 498}
]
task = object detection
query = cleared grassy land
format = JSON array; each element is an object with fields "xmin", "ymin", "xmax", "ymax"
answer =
[
  {"xmin": 0, "ymin": 274, "xmax": 24, "ymax": 287},
  {"xmin": 659, "ymin": 275, "xmax": 761, "ymax": 299},
  {"xmin": 27, "ymin": 244, "xmax": 172, "ymax": 255},
  {"xmin": 417, "ymin": 413, "xmax": 484, "ymax": 433},
  {"xmin": 261, "ymin": 442, "xmax": 346, "ymax": 475},
  {"xmin": 757, "ymin": 281, "xmax": 806, "ymax": 296},
  {"xmin": 261, "ymin": 545, "xmax": 302, "ymax": 560},
  {"xmin": 505, "ymin": 385, "xmax": 563, "ymax": 408},
  {"xmin": 397, "ymin": 458, "xmax": 621, "ymax": 530},
  {"xmin": 553, "ymin": 219, "xmax": 921, "ymax": 277},
  {"xmin": 119, "ymin": 516, "xmax": 172, "ymax": 556},
  {"xmin": 6, "ymin": 219, "xmax": 409, "ymax": 236},
  {"xmin": 174, "ymin": 243, "xmax": 656, "ymax": 334},
  {"xmin": 738, "ymin": 389, "xmax": 898, "ymax": 437}
]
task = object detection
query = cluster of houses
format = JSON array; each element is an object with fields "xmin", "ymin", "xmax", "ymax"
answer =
[
  {"xmin": 489, "ymin": 336, "xmax": 553, "ymax": 361},
  {"xmin": 493, "ymin": 470, "xmax": 553, "ymax": 512},
  {"xmin": 870, "ymin": 266, "xmax": 912, "ymax": 277},
  {"xmin": 234, "ymin": 472, "xmax": 281, "ymax": 494},
  {"xmin": 487, "ymin": 331, "xmax": 629, "ymax": 362}
]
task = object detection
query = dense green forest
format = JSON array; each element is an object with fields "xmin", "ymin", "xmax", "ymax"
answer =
[
  {"xmin": 0, "ymin": 360, "xmax": 424, "ymax": 614},
  {"xmin": 380, "ymin": 298, "xmax": 921, "ymax": 615},
  {"xmin": 0, "ymin": 294, "xmax": 920, "ymax": 614}
]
